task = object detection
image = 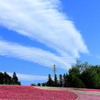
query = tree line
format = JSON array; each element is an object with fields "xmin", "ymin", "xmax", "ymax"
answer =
[
  {"xmin": 0, "ymin": 72, "xmax": 21, "ymax": 85},
  {"xmin": 32, "ymin": 60, "xmax": 100, "ymax": 89}
]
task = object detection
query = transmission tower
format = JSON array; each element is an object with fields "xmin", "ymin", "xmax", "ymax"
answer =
[{"xmin": 53, "ymin": 64, "xmax": 56, "ymax": 78}]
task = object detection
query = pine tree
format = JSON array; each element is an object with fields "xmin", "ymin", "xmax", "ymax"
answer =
[
  {"xmin": 4, "ymin": 72, "xmax": 12, "ymax": 85},
  {"xmin": 12, "ymin": 72, "xmax": 18, "ymax": 85},
  {"xmin": 59, "ymin": 74, "xmax": 63, "ymax": 87},
  {"xmin": 0, "ymin": 72, "xmax": 4, "ymax": 84},
  {"xmin": 46, "ymin": 74, "xmax": 54, "ymax": 86},
  {"xmin": 63, "ymin": 73, "xmax": 68, "ymax": 87},
  {"xmin": 54, "ymin": 74, "xmax": 58, "ymax": 87}
]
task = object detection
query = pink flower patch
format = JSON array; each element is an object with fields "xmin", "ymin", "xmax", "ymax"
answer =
[
  {"xmin": 78, "ymin": 88, "xmax": 100, "ymax": 92},
  {"xmin": 0, "ymin": 85, "xmax": 77, "ymax": 100},
  {"xmin": 75, "ymin": 92, "xmax": 100, "ymax": 100}
]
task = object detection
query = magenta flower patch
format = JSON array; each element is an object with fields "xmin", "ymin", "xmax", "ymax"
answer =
[
  {"xmin": 78, "ymin": 88, "xmax": 100, "ymax": 92},
  {"xmin": 0, "ymin": 85, "xmax": 77, "ymax": 100}
]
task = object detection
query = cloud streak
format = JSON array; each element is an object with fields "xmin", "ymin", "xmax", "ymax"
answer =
[
  {"xmin": 0, "ymin": 40, "xmax": 75, "ymax": 69},
  {"xmin": 0, "ymin": 0, "xmax": 89, "ymax": 58},
  {"xmin": 0, "ymin": 0, "xmax": 89, "ymax": 70},
  {"xmin": 2, "ymin": 71, "xmax": 47, "ymax": 81}
]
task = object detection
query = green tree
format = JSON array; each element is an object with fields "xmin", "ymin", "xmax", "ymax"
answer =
[
  {"xmin": 73, "ymin": 60, "xmax": 89, "ymax": 74},
  {"xmin": 59, "ymin": 74, "xmax": 63, "ymax": 87},
  {"xmin": 71, "ymin": 76, "xmax": 85, "ymax": 88},
  {"xmin": 46, "ymin": 74, "xmax": 54, "ymax": 86},
  {"xmin": 91, "ymin": 73, "xmax": 100, "ymax": 89},
  {"xmin": 17, "ymin": 81, "xmax": 21, "ymax": 85},
  {"xmin": 37, "ymin": 83, "xmax": 41, "ymax": 86},
  {"xmin": 68, "ymin": 61, "xmax": 85, "ymax": 88},
  {"xmin": 81, "ymin": 69, "xmax": 92, "ymax": 88},
  {"xmin": 0, "ymin": 72, "xmax": 4, "ymax": 84},
  {"xmin": 42, "ymin": 82, "xmax": 46, "ymax": 86},
  {"xmin": 12, "ymin": 72, "xmax": 18, "ymax": 85},
  {"xmin": 81, "ymin": 65, "xmax": 100, "ymax": 88},
  {"xmin": 4, "ymin": 72, "xmax": 12, "ymax": 85},
  {"xmin": 35, "ymin": 61, "xmax": 100, "ymax": 89},
  {"xmin": 31, "ymin": 83, "xmax": 36, "ymax": 86},
  {"xmin": 54, "ymin": 74, "xmax": 58, "ymax": 87},
  {"xmin": 63, "ymin": 73, "xmax": 68, "ymax": 87}
]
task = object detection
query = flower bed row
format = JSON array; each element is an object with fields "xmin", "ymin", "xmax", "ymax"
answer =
[
  {"xmin": 78, "ymin": 88, "xmax": 100, "ymax": 92},
  {"xmin": 0, "ymin": 85, "xmax": 77, "ymax": 100},
  {"xmin": 75, "ymin": 92, "xmax": 100, "ymax": 100},
  {"xmin": 58, "ymin": 87, "xmax": 100, "ymax": 100}
]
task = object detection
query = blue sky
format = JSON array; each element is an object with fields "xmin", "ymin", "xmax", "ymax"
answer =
[{"xmin": 0, "ymin": 0, "xmax": 100, "ymax": 85}]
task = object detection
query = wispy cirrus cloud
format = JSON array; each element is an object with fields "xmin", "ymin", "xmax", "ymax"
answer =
[
  {"xmin": 0, "ymin": 0, "xmax": 89, "ymax": 70},
  {"xmin": 0, "ymin": 40, "xmax": 75, "ymax": 69},
  {"xmin": 0, "ymin": 0, "xmax": 89, "ymax": 58}
]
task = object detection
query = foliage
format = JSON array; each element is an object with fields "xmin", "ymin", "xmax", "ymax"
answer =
[
  {"xmin": 0, "ymin": 72, "xmax": 4, "ymax": 84},
  {"xmin": 46, "ymin": 74, "xmax": 54, "ymax": 86},
  {"xmin": 33, "ymin": 60, "xmax": 100, "ymax": 89},
  {"xmin": 58, "ymin": 74, "xmax": 63, "ymax": 87},
  {"xmin": 0, "ymin": 72, "xmax": 21, "ymax": 85},
  {"xmin": 65, "ymin": 60, "xmax": 100, "ymax": 88},
  {"xmin": 4, "ymin": 72, "xmax": 12, "ymax": 85},
  {"xmin": 37, "ymin": 83, "xmax": 41, "ymax": 86},
  {"xmin": 12, "ymin": 72, "xmax": 18, "ymax": 85},
  {"xmin": 63, "ymin": 73, "xmax": 68, "ymax": 87},
  {"xmin": 31, "ymin": 83, "xmax": 36, "ymax": 86},
  {"xmin": 91, "ymin": 73, "xmax": 100, "ymax": 89},
  {"xmin": 42, "ymin": 82, "xmax": 47, "ymax": 86},
  {"xmin": 54, "ymin": 74, "xmax": 58, "ymax": 87}
]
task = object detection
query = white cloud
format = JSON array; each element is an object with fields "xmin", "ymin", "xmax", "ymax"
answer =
[
  {"xmin": 2, "ymin": 71, "xmax": 47, "ymax": 81},
  {"xmin": 0, "ymin": 0, "xmax": 89, "ymax": 59},
  {"xmin": 0, "ymin": 40, "xmax": 75, "ymax": 69}
]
